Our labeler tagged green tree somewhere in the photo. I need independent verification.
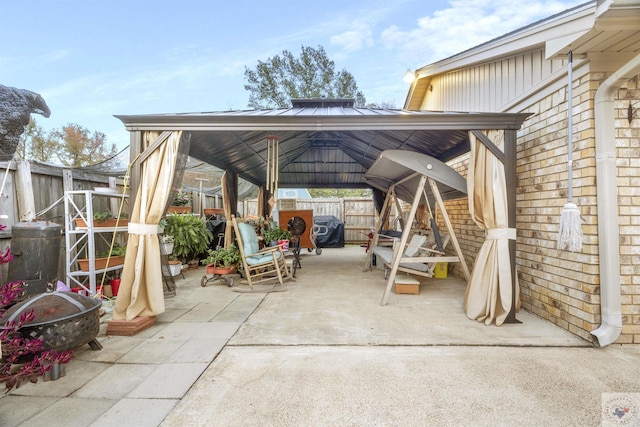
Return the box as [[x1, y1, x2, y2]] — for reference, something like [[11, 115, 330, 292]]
[[308, 188, 371, 198], [366, 100, 397, 109], [53, 123, 118, 167], [17, 118, 59, 162], [244, 45, 366, 109], [17, 118, 36, 159]]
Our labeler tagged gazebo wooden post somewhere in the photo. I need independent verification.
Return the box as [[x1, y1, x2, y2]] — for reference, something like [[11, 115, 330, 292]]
[[128, 131, 142, 219], [504, 129, 519, 323]]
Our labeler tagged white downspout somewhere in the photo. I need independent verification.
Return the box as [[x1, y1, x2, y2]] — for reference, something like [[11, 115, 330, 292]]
[[591, 52, 640, 347]]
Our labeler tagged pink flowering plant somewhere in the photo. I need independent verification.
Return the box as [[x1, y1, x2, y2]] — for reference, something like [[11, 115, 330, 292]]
[[0, 225, 73, 392]]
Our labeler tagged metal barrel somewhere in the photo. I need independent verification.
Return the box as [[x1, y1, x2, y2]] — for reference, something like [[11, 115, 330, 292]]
[[7, 221, 63, 296]]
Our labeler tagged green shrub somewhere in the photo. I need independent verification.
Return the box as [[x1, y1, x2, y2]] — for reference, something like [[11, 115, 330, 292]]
[[98, 243, 126, 258], [201, 243, 240, 267], [164, 214, 213, 259], [262, 227, 291, 244]]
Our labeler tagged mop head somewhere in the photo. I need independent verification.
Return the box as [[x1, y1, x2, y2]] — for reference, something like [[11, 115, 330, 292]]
[[557, 202, 583, 252]]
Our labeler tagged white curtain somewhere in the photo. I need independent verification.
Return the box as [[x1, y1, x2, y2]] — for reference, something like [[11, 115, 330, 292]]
[[113, 131, 183, 321], [464, 130, 520, 326]]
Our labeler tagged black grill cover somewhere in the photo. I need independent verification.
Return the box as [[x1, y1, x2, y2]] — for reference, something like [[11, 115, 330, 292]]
[[314, 215, 345, 248], [207, 219, 226, 249]]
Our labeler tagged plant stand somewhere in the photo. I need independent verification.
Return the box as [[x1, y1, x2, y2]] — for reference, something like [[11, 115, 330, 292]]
[[64, 190, 129, 296]]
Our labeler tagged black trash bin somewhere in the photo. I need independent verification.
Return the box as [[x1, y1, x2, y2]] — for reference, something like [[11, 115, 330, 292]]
[[7, 221, 63, 296]]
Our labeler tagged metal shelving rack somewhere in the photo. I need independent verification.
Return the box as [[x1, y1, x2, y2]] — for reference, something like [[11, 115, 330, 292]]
[[64, 190, 129, 296]]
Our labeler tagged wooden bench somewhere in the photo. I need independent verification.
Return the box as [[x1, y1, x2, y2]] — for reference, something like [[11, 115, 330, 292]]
[[371, 232, 458, 279]]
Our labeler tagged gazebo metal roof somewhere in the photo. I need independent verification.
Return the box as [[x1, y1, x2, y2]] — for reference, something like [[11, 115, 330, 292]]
[[115, 99, 530, 188]]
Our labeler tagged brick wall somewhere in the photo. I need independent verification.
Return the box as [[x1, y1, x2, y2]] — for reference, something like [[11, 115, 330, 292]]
[[515, 73, 600, 343], [616, 74, 640, 343], [444, 72, 640, 344]]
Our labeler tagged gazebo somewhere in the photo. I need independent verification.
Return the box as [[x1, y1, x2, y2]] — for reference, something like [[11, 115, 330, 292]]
[[112, 98, 530, 332]]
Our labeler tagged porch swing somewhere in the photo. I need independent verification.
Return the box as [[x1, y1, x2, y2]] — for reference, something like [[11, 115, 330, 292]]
[[362, 150, 471, 305]]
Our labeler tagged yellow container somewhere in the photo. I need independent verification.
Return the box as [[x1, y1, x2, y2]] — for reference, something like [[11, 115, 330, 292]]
[[434, 262, 448, 278]]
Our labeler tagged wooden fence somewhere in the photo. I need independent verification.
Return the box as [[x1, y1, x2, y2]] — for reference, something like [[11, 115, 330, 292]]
[[0, 160, 129, 229], [0, 160, 128, 280], [0, 160, 377, 282], [241, 197, 376, 244]]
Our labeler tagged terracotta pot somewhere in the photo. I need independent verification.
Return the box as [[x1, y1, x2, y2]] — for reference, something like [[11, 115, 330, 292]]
[[74, 218, 128, 228], [78, 256, 125, 271], [204, 208, 224, 216], [167, 206, 192, 214], [205, 264, 236, 275]]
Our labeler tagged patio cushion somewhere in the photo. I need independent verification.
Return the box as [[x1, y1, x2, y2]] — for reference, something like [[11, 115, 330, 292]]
[[238, 222, 259, 255], [246, 252, 281, 266], [238, 222, 282, 265]]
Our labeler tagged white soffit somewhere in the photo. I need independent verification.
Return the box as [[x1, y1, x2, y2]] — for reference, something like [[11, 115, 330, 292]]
[[545, 29, 592, 59]]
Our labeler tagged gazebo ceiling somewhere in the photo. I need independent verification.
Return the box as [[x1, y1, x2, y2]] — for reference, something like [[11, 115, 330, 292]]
[[116, 99, 530, 188]]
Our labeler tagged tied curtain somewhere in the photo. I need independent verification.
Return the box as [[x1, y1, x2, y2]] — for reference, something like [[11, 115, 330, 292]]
[[464, 130, 520, 326], [113, 131, 189, 321]]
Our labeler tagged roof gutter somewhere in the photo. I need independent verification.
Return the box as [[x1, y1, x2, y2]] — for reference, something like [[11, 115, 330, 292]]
[[591, 52, 640, 347]]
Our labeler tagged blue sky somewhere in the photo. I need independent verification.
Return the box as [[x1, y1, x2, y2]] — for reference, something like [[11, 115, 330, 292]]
[[1, 0, 585, 151]]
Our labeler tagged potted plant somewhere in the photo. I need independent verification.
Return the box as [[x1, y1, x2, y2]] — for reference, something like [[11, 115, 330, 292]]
[[158, 217, 167, 234], [78, 243, 127, 271], [262, 227, 292, 249], [164, 214, 212, 263], [201, 243, 240, 274], [160, 234, 174, 255], [168, 190, 192, 214], [164, 255, 183, 277], [74, 211, 129, 228], [109, 273, 121, 297]]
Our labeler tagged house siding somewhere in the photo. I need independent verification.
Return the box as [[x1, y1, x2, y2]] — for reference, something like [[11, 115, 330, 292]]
[[421, 51, 640, 343], [423, 48, 566, 112]]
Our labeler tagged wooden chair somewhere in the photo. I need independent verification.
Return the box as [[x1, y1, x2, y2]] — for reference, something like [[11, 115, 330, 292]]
[[231, 215, 292, 289]]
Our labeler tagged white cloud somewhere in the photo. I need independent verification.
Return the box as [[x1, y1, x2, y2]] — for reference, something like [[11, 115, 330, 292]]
[[381, 0, 585, 64], [331, 21, 375, 53], [41, 73, 110, 101]]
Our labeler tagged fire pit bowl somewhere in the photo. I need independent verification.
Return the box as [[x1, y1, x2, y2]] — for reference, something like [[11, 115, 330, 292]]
[[2, 291, 102, 352]]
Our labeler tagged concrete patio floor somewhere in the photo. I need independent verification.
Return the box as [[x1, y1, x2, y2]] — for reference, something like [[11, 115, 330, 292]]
[[2, 245, 640, 426]]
